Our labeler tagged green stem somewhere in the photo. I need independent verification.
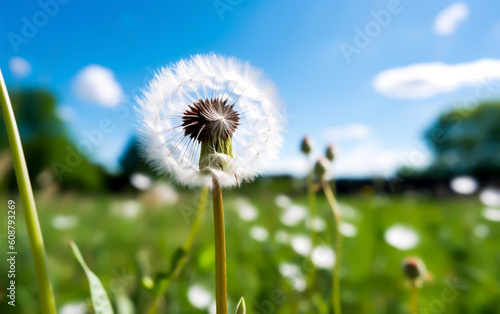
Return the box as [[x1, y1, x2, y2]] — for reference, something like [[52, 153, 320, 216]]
[[307, 170, 318, 248], [320, 176, 342, 314], [0, 70, 57, 313], [305, 170, 318, 296], [212, 178, 228, 314], [147, 186, 209, 314], [410, 281, 418, 314], [184, 186, 209, 251]]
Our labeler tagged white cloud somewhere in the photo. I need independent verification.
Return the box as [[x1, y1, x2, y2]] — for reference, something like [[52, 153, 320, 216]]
[[323, 123, 372, 141], [332, 140, 406, 177], [9, 57, 32, 78], [262, 155, 308, 177], [263, 139, 429, 178], [434, 2, 469, 36], [72, 65, 123, 107], [373, 59, 500, 99]]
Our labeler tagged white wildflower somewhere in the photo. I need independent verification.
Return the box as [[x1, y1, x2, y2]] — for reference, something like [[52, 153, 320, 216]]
[[130, 172, 152, 190], [249, 225, 269, 242], [384, 224, 420, 250]]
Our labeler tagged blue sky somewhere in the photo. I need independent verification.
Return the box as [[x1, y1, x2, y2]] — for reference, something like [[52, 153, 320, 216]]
[[1, 0, 500, 177]]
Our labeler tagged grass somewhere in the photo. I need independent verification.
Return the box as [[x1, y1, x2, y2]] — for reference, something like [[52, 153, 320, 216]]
[[1, 188, 499, 313]]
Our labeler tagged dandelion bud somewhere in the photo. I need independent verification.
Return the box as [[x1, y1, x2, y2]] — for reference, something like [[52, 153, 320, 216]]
[[325, 144, 336, 162], [300, 136, 314, 155], [402, 257, 425, 281], [236, 297, 246, 314], [314, 157, 330, 177]]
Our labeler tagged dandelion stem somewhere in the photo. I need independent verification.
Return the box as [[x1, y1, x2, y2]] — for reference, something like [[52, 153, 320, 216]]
[[212, 177, 228, 314], [184, 186, 209, 251], [0, 69, 57, 313], [306, 170, 318, 289], [410, 281, 418, 314], [320, 176, 342, 314], [146, 186, 209, 314]]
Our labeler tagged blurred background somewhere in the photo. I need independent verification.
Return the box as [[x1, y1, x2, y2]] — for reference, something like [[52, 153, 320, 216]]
[[1, 0, 500, 313]]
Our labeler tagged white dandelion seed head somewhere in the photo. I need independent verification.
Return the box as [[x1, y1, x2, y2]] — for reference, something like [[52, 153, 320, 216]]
[[311, 246, 336, 269], [236, 198, 258, 221], [136, 54, 285, 188], [384, 224, 420, 250], [187, 285, 212, 309], [339, 221, 358, 237], [51, 215, 78, 230], [291, 234, 312, 256], [249, 225, 269, 242]]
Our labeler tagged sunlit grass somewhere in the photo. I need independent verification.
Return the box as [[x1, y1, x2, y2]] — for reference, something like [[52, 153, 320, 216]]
[[1, 190, 499, 313]]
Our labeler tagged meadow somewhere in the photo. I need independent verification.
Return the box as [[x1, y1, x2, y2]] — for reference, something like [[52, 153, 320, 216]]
[[1, 179, 498, 314]]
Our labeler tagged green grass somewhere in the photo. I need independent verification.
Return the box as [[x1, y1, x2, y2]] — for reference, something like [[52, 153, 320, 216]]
[[1, 189, 499, 313]]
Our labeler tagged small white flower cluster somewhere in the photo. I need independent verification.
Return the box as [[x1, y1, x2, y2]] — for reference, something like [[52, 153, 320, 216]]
[[136, 54, 285, 188]]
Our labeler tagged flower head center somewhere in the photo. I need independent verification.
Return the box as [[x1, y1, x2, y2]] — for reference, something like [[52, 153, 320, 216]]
[[182, 98, 240, 143]]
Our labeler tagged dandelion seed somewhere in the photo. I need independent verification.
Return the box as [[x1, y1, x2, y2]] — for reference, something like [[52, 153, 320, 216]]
[[51, 215, 78, 230], [136, 54, 285, 189], [338, 203, 361, 221], [483, 208, 500, 222], [130, 172, 153, 190], [450, 176, 478, 195], [236, 198, 258, 221], [122, 200, 141, 218], [384, 224, 419, 250], [280, 204, 307, 226], [339, 221, 358, 237], [151, 183, 179, 204], [275, 194, 292, 208], [292, 277, 307, 292], [279, 263, 300, 278], [311, 217, 326, 232], [59, 301, 87, 314], [274, 229, 290, 244], [291, 235, 312, 256], [479, 188, 500, 207], [279, 263, 306, 292], [311, 246, 336, 269], [474, 224, 489, 238], [187, 285, 212, 309], [250, 226, 269, 242]]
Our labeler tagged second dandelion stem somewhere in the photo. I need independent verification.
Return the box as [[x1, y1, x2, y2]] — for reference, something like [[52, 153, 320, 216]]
[[410, 281, 418, 314], [146, 186, 209, 314], [321, 176, 342, 314], [212, 178, 228, 314]]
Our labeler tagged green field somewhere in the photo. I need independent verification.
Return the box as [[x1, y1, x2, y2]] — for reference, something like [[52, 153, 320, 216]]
[[1, 185, 499, 314]]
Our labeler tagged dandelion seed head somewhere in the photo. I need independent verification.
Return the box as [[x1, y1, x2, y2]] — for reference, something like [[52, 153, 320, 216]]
[[311, 246, 336, 269], [136, 54, 285, 188], [384, 224, 419, 250], [249, 225, 269, 242], [187, 285, 212, 309]]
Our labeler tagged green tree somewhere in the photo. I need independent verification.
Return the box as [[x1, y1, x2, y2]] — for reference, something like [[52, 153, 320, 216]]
[[0, 89, 104, 191], [423, 101, 500, 179]]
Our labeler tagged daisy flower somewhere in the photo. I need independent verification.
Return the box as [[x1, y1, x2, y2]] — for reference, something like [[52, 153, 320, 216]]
[[136, 53, 285, 189]]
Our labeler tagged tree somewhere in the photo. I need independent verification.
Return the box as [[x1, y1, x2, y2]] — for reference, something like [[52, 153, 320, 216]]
[[423, 101, 500, 179], [0, 89, 105, 191]]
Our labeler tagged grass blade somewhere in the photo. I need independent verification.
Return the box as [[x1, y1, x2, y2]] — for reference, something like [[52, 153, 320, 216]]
[[0, 69, 57, 313], [70, 241, 114, 314]]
